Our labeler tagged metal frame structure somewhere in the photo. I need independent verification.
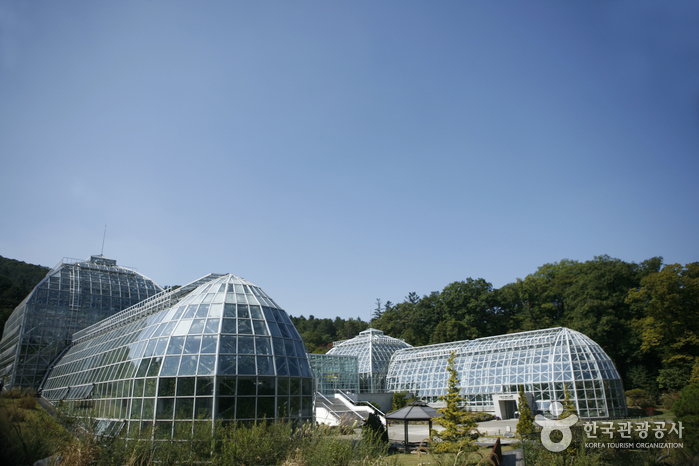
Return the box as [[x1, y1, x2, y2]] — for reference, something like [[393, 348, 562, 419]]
[[327, 328, 411, 393], [0, 255, 162, 390], [308, 353, 360, 395], [385, 327, 627, 419], [40, 274, 314, 437]]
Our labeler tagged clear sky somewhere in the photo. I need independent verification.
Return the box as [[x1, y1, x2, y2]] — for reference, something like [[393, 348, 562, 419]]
[[1, 1, 698, 322]]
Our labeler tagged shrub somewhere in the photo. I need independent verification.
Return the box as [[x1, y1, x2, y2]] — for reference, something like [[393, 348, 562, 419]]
[[18, 396, 37, 410], [471, 412, 495, 422], [362, 412, 388, 444]]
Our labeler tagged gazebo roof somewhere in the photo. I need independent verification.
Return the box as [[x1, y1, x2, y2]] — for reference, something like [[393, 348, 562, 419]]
[[385, 401, 443, 421]]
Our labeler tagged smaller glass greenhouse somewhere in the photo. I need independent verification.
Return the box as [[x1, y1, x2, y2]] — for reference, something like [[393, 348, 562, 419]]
[[385, 327, 627, 419], [326, 328, 411, 393]]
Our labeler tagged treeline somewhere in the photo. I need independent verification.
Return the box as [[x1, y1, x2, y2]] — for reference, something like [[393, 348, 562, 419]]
[[0, 256, 50, 332], [370, 255, 699, 399], [289, 315, 369, 354]]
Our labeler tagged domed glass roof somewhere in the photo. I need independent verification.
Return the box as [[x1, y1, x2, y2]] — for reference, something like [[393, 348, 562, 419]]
[[42, 273, 314, 436], [385, 327, 627, 419], [327, 328, 411, 392]]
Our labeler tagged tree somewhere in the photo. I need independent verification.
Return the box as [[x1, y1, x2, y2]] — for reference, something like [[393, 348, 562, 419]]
[[516, 385, 534, 437], [672, 383, 699, 455], [625, 388, 649, 407], [561, 385, 578, 420], [431, 352, 476, 453], [627, 263, 699, 389], [362, 412, 388, 444], [392, 391, 415, 412]]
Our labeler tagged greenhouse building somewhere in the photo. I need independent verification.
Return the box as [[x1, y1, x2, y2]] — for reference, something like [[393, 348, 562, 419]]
[[0, 255, 162, 390], [385, 327, 627, 420], [326, 328, 411, 393], [40, 273, 314, 436]]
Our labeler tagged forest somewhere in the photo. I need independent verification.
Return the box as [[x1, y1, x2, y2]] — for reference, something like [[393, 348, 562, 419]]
[[1, 254, 697, 401]]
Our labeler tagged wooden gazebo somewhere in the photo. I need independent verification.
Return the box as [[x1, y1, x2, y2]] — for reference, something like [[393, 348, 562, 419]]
[[384, 401, 443, 451]]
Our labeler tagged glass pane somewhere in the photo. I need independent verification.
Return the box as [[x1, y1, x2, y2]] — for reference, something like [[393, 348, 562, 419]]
[[177, 378, 195, 397], [220, 336, 236, 354], [160, 357, 180, 377], [198, 355, 215, 375], [201, 335, 218, 354], [178, 356, 198, 376], [238, 356, 256, 375], [184, 336, 202, 354], [167, 337, 185, 355], [218, 355, 236, 375]]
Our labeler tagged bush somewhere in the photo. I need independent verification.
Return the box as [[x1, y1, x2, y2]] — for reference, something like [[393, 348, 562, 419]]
[[362, 412, 388, 444], [471, 412, 495, 422], [1, 387, 36, 399], [660, 391, 680, 410], [17, 396, 37, 410]]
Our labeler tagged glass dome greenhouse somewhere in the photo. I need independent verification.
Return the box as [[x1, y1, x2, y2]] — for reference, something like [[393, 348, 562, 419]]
[[41, 273, 314, 437], [326, 328, 411, 393], [0, 255, 162, 390], [385, 327, 627, 419]]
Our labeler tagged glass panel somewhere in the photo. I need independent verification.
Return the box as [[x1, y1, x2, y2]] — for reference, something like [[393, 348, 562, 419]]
[[217, 397, 235, 419], [175, 398, 194, 420], [238, 356, 256, 375], [218, 355, 236, 375], [201, 335, 218, 354], [219, 377, 237, 396], [195, 398, 213, 419], [253, 320, 269, 336], [238, 336, 255, 354], [184, 336, 202, 354], [198, 355, 215, 375], [160, 357, 180, 377], [158, 378, 176, 397], [220, 335, 236, 354], [178, 356, 198, 376], [196, 377, 214, 396], [177, 377, 195, 397], [204, 319, 220, 334], [167, 337, 185, 355]]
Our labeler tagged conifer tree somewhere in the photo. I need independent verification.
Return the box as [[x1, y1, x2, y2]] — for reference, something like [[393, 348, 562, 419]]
[[561, 385, 578, 419], [516, 385, 534, 437], [431, 352, 476, 453]]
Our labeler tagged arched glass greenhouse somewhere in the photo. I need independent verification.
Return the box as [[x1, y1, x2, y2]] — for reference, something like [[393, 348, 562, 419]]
[[326, 328, 411, 393], [385, 327, 626, 419], [41, 273, 314, 437], [0, 255, 162, 390]]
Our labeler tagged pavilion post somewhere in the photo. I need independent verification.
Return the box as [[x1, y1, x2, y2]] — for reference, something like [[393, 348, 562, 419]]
[[404, 421, 409, 451]]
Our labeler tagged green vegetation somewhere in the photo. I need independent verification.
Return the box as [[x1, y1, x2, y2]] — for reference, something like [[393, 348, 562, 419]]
[[391, 391, 415, 412], [0, 397, 397, 466], [672, 383, 699, 455], [0, 256, 49, 331], [516, 385, 533, 437], [368, 256, 699, 407], [289, 315, 369, 353], [362, 412, 389, 445], [431, 352, 477, 453]]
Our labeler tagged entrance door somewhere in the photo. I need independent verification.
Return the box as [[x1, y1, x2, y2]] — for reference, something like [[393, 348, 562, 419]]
[[499, 400, 517, 419]]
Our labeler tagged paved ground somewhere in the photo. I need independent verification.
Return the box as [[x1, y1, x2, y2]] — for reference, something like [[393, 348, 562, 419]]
[[387, 419, 520, 445], [387, 419, 524, 465]]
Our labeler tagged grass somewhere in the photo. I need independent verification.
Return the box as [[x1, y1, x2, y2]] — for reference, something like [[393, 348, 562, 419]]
[[0, 393, 72, 465]]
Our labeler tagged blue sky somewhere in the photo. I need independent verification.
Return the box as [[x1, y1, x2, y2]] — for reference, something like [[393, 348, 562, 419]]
[[1, 1, 698, 321]]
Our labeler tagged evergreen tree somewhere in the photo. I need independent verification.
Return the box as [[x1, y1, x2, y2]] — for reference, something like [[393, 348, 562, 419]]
[[561, 385, 578, 419], [431, 352, 476, 453], [361, 412, 388, 444], [516, 385, 534, 437]]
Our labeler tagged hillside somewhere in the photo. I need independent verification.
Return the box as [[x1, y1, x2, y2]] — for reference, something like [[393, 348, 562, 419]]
[[0, 256, 50, 331]]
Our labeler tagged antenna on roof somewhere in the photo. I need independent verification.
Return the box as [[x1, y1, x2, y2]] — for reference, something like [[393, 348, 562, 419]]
[[101, 225, 107, 255]]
